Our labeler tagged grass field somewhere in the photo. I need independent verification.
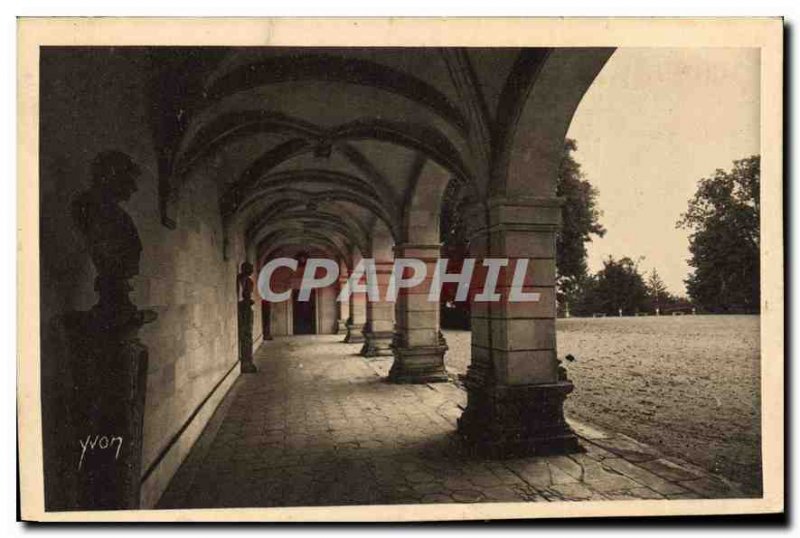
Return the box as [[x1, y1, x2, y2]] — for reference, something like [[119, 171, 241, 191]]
[[443, 315, 762, 494]]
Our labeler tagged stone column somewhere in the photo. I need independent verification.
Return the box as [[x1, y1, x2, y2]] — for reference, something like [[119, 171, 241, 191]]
[[361, 259, 395, 357], [344, 286, 367, 344], [458, 196, 579, 457], [389, 243, 448, 383], [335, 267, 349, 335]]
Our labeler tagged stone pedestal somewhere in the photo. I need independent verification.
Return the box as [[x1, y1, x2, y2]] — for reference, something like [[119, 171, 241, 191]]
[[343, 319, 366, 343], [238, 299, 258, 373], [458, 380, 579, 457], [361, 326, 395, 357], [388, 337, 449, 383], [58, 308, 152, 510]]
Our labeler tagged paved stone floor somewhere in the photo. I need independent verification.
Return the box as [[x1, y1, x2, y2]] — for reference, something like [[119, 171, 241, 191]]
[[157, 335, 750, 508]]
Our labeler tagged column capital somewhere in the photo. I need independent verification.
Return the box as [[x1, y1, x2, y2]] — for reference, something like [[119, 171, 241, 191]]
[[393, 243, 442, 259], [393, 242, 442, 250], [487, 195, 565, 210], [465, 195, 563, 239]]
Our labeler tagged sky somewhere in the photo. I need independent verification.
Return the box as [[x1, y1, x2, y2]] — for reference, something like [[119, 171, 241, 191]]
[[566, 48, 760, 295]]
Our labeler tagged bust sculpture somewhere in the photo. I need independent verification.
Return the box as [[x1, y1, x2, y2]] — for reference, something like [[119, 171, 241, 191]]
[[71, 150, 156, 332], [63, 150, 155, 509]]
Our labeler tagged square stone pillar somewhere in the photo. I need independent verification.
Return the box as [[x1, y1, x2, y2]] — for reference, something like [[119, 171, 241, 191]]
[[335, 270, 349, 335], [344, 288, 367, 344], [389, 244, 448, 383], [458, 196, 579, 457], [361, 259, 395, 357]]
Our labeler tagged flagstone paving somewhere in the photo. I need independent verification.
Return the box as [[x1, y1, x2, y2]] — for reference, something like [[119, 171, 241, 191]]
[[157, 335, 751, 509]]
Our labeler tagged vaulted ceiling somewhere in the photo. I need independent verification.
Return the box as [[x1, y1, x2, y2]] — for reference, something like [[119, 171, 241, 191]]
[[145, 47, 613, 267]]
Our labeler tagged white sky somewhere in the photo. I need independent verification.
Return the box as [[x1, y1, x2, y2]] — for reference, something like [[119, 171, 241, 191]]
[[566, 48, 761, 294]]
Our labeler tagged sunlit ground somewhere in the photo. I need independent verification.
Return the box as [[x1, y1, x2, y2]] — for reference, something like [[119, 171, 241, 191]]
[[443, 315, 762, 494]]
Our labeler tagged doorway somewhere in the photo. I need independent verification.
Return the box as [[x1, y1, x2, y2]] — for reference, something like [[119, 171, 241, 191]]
[[292, 288, 316, 335]]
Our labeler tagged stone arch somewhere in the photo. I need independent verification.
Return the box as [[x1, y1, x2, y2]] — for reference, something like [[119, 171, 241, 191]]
[[259, 241, 346, 270], [202, 53, 469, 133], [368, 217, 396, 260], [234, 173, 399, 237], [256, 239, 345, 337], [172, 112, 472, 219], [490, 48, 614, 197], [254, 223, 360, 267], [249, 205, 369, 250], [176, 110, 471, 182], [402, 158, 456, 245]]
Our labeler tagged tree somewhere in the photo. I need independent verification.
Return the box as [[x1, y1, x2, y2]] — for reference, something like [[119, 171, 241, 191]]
[[440, 179, 469, 250], [646, 268, 669, 311], [439, 139, 605, 319], [439, 180, 472, 328], [555, 139, 606, 313], [572, 256, 650, 316], [677, 156, 760, 313]]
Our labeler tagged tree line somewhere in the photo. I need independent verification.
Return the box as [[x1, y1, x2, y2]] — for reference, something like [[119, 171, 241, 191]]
[[558, 142, 760, 316], [440, 140, 761, 323]]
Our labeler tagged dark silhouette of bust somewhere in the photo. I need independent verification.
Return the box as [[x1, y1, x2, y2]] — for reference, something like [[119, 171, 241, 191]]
[[62, 150, 155, 509], [71, 150, 154, 330], [237, 261, 255, 303]]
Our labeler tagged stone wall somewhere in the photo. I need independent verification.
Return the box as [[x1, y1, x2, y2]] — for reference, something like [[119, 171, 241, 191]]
[[39, 48, 261, 509], [270, 300, 293, 336], [316, 285, 338, 334]]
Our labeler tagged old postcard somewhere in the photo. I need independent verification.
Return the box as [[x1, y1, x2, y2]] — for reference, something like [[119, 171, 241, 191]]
[[17, 17, 783, 522]]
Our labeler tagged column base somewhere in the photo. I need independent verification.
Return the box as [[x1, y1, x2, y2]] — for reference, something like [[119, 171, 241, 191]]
[[240, 361, 258, 374], [457, 380, 581, 458], [360, 331, 394, 357], [388, 344, 449, 383], [343, 323, 365, 344]]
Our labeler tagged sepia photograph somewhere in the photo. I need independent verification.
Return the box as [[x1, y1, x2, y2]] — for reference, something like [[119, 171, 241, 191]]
[[16, 17, 783, 522]]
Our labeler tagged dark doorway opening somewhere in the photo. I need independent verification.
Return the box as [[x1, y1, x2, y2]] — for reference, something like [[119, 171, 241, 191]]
[[292, 289, 316, 335]]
